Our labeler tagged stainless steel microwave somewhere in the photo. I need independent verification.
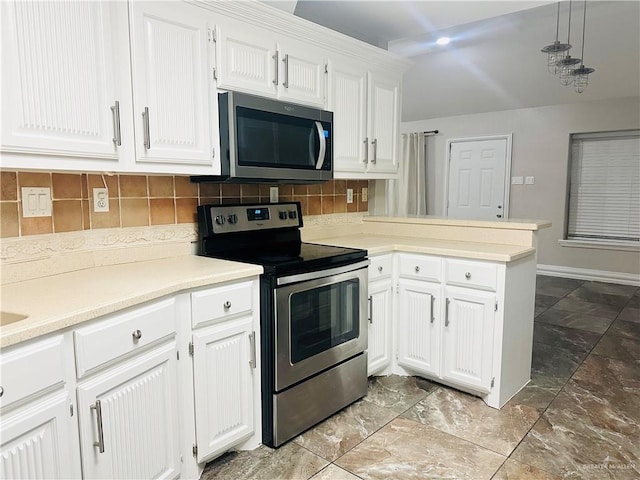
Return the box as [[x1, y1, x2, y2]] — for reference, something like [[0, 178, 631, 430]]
[[198, 92, 333, 184]]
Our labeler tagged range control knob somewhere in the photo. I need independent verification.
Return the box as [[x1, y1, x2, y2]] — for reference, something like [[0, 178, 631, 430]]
[[288, 210, 297, 219], [215, 215, 225, 225], [227, 214, 238, 224], [279, 211, 288, 220]]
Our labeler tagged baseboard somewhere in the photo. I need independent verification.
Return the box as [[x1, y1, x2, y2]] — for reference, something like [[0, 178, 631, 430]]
[[537, 264, 640, 286]]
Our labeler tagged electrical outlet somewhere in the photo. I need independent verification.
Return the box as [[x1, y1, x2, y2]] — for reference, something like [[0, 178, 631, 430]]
[[361, 187, 368, 202], [525, 176, 535, 185], [269, 187, 279, 203], [93, 188, 109, 212], [21, 187, 51, 217], [511, 176, 524, 185], [346, 188, 354, 204]]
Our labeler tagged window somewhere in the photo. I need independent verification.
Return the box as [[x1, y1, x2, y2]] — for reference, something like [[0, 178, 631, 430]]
[[566, 130, 639, 246]]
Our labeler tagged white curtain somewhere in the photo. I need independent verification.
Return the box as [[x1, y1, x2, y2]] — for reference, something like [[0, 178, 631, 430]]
[[388, 133, 428, 216]]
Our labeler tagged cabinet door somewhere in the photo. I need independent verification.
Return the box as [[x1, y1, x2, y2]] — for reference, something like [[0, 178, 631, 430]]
[[215, 18, 278, 97], [442, 287, 495, 392], [129, 2, 215, 171], [77, 342, 180, 480], [278, 42, 326, 107], [367, 72, 400, 174], [329, 60, 368, 174], [1, 1, 131, 169], [367, 278, 393, 376], [397, 279, 441, 377], [192, 316, 255, 463], [0, 390, 80, 480]]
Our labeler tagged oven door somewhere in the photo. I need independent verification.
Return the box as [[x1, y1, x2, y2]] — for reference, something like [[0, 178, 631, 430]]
[[274, 260, 368, 391]]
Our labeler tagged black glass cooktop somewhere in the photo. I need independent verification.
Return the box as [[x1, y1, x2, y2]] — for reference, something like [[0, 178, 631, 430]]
[[207, 242, 367, 276]]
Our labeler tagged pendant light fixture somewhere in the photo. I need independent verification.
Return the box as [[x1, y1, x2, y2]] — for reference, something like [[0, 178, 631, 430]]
[[555, 0, 581, 86], [572, 0, 595, 93], [541, 2, 571, 74]]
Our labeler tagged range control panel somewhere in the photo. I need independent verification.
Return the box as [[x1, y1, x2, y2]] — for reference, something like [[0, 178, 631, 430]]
[[202, 202, 302, 234]]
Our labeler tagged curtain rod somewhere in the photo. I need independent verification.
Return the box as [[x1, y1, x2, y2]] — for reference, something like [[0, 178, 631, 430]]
[[402, 129, 439, 136]]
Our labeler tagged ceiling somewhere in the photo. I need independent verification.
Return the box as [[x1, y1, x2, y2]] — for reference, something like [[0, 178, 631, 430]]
[[261, 1, 640, 121]]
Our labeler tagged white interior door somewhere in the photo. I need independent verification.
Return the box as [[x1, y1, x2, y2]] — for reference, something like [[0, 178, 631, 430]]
[[447, 137, 509, 220]]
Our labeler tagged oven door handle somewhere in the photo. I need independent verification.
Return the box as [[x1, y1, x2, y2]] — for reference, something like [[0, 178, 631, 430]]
[[276, 259, 370, 286]]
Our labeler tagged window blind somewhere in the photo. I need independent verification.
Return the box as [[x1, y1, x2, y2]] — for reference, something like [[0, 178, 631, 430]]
[[567, 131, 640, 243]]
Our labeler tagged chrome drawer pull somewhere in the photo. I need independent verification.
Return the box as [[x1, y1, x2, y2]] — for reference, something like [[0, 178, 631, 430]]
[[91, 400, 105, 453], [465, 272, 472, 279], [378, 266, 383, 272], [132, 329, 142, 341], [224, 301, 232, 310], [415, 266, 420, 273]]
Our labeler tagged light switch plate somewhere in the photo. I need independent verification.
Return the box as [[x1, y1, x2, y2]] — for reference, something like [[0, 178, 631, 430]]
[[525, 176, 535, 185], [269, 187, 279, 203], [361, 187, 368, 202], [511, 176, 524, 185], [346, 188, 354, 204], [21, 187, 52, 217]]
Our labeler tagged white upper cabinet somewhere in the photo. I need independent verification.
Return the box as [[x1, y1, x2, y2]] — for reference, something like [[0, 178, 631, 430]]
[[128, 2, 218, 173], [214, 16, 326, 107], [0, 1, 133, 171], [330, 57, 401, 179]]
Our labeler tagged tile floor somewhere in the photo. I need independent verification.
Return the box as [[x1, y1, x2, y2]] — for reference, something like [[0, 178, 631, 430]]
[[202, 276, 640, 480]]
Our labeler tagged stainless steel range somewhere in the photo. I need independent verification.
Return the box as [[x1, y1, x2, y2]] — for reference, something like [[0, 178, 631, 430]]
[[197, 202, 369, 447]]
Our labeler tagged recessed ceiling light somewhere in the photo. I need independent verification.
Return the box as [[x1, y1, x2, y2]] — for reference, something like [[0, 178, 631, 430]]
[[436, 37, 451, 46]]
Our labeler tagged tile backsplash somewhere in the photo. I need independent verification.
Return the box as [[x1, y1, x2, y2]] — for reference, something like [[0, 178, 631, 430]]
[[0, 171, 369, 238]]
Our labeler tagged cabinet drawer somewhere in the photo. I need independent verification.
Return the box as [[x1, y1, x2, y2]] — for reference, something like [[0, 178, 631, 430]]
[[369, 255, 393, 280], [74, 297, 177, 378], [191, 281, 254, 328], [0, 335, 65, 409], [398, 254, 441, 282], [445, 259, 498, 291]]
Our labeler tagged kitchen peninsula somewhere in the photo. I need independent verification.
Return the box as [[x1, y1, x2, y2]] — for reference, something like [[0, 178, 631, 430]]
[[0, 214, 549, 479]]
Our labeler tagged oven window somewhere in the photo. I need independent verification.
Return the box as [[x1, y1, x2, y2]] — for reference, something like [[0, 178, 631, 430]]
[[289, 278, 360, 364]]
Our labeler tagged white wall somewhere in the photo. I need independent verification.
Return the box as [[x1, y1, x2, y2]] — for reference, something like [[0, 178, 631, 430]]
[[401, 96, 640, 276]]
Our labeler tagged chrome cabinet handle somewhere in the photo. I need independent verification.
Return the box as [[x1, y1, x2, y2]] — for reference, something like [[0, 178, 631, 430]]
[[445, 298, 450, 327], [223, 301, 232, 310], [378, 266, 383, 272], [371, 138, 377, 164], [0, 386, 4, 398], [368, 296, 373, 324], [249, 331, 256, 369], [142, 107, 151, 150], [110, 101, 121, 146], [415, 266, 420, 273], [497, 214, 502, 218], [91, 400, 105, 453], [363, 137, 369, 164], [282, 53, 289, 88], [430, 295, 435, 323], [273, 51, 279, 85], [465, 272, 471, 279], [132, 329, 142, 341]]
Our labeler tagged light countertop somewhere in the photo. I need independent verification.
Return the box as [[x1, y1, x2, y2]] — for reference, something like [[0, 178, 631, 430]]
[[307, 234, 535, 262], [364, 216, 551, 231], [0, 256, 262, 348]]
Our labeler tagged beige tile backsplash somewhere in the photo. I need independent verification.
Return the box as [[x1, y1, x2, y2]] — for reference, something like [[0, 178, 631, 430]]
[[0, 171, 369, 238]]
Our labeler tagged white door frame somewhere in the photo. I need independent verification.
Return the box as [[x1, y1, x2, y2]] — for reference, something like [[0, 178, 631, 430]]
[[444, 134, 513, 221]]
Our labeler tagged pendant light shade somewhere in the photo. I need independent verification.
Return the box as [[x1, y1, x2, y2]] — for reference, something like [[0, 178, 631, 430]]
[[541, 3, 571, 73]]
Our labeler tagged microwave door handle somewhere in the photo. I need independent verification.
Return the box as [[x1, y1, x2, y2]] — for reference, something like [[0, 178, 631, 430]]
[[314, 121, 326, 170]]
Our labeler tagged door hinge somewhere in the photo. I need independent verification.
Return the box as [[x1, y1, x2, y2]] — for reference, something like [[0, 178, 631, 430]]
[[192, 444, 198, 456], [494, 301, 498, 312], [189, 342, 194, 356], [177, 350, 180, 360], [207, 28, 216, 43], [213, 67, 218, 81], [324, 63, 328, 74], [491, 377, 495, 388]]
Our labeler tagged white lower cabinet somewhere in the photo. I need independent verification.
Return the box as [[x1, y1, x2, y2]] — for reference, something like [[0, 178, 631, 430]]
[[397, 278, 441, 377], [0, 335, 81, 480], [76, 342, 180, 479], [192, 316, 256, 463], [367, 277, 393, 376], [442, 286, 495, 392]]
